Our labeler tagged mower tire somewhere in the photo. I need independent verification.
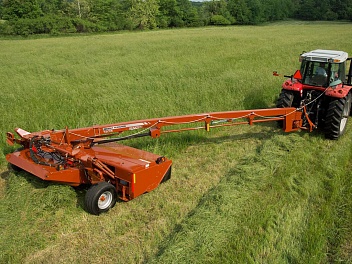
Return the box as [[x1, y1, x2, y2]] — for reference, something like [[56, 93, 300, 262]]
[[85, 182, 117, 215], [7, 163, 22, 172], [324, 93, 351, 140]]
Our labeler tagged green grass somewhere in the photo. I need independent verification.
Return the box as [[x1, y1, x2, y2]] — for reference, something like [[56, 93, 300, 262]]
[[1, 22, 352, 263]]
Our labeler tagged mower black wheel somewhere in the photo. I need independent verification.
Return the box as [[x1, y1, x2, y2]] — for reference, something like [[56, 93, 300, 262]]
[[276, 90, 300, 127], [7, 163, 22, 172], [160, 166, 172, 184], [85, 182, 117, 215], [324, 93, 351, 140]]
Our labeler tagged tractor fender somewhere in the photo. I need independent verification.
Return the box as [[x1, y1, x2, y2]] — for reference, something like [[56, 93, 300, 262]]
[[325, 84, 351, 99], [282, 79, 303, 92]]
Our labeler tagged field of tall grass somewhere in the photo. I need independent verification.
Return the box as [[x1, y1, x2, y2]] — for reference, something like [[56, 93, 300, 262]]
[[1, 21, 352, 263]]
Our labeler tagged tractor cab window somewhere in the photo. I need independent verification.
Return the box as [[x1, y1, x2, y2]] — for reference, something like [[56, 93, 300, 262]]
[[331, 62, 345, 83], [301, 61, 329, 86], [300, 60, 345, 87]]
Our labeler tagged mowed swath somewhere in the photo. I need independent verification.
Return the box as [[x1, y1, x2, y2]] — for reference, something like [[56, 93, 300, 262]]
[[0, 22, 352, 263]]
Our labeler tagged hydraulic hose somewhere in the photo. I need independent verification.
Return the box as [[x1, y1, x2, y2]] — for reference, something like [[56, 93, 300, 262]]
[[29, 136, 64, 167]]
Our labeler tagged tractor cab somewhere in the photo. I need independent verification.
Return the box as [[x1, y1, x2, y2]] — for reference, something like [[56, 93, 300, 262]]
[[299, 49, 349, 87]]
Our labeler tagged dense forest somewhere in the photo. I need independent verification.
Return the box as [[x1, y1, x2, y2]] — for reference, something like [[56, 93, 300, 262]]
[[0, 0, 351, 35]]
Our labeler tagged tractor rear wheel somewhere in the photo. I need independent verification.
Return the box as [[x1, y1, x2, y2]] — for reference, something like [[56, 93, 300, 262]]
[[324, 93, 351, 140], [85, 182, 117, 215]]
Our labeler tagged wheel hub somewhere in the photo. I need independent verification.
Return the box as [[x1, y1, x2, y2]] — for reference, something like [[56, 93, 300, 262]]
[[98, 191, 113, 210]]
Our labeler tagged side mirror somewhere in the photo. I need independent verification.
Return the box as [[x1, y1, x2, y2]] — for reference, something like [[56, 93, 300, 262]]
[[329, 79, 342, 87]]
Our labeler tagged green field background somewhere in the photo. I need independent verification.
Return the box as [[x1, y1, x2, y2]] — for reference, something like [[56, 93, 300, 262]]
[[1, 22, 352, 263]]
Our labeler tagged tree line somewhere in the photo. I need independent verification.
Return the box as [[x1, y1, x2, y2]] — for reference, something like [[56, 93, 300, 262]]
[[0, 0, 351, 36]]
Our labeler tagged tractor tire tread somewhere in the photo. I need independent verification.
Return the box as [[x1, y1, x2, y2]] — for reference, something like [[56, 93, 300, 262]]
[[324, 94, 350, 140], [276, 90, 295, 108], [276, 90, 298, 128]]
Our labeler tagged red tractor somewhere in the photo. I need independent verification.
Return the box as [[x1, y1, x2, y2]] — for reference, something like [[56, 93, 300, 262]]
[[275, 49, 352, 139]]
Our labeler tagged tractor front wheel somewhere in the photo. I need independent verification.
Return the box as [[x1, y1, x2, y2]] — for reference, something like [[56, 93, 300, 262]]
[[277, 90, 295, 108], [85, 182, 117, 215], [324, 93, 351, 140]]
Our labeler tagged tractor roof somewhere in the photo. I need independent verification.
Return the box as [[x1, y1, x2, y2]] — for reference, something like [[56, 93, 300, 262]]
[[300, 49, 348, 63]]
